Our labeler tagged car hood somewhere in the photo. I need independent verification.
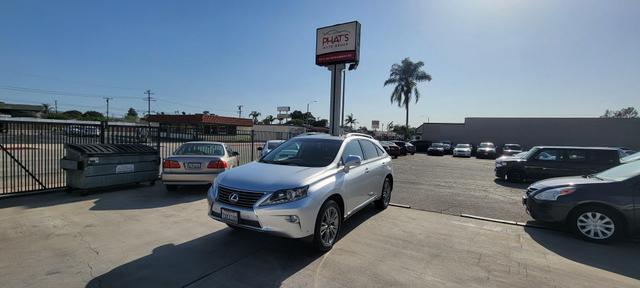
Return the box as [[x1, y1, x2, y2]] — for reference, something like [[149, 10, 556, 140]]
[[216, 161, 328, 192], [454, 148, 471, 151], [529, 176, 611, 190]]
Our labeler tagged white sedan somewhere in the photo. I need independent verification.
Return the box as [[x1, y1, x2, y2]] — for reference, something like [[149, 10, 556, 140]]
[[453, 144, 472, 157], [161, 142, 239, 191]]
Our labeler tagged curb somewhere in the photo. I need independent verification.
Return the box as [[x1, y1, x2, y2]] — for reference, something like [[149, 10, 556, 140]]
[[459, 213, 555, 230], [389, 203, 411, 209]]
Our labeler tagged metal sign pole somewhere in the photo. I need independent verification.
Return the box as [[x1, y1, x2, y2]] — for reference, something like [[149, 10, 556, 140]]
[[328, 64, 345, 136]]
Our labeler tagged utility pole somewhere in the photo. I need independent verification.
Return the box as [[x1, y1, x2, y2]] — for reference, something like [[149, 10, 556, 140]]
[[54, 100, 58, 113], [144, 90, 155, 118], [341, 70, 345, 128], [237, 105, 243, 118], [103, 97, 113, 121], [306, 100, 317, 126]]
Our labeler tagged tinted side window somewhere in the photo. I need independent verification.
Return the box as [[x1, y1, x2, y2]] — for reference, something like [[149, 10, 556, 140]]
[[590, 150, 618, 164], [342, 140, 364, 163], [566, 149, 587, 162], [533, 149, 560, 161], [359, 140, 380, 160]]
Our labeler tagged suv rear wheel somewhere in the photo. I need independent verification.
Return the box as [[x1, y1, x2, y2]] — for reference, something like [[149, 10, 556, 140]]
[[313, 200, 342, 252], [374, 177, 392, 210], [507, 170, 525, 183]]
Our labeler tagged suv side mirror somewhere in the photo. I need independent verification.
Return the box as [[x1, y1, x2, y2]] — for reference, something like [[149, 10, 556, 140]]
[[343, 155, 362, 172], [257, 147, 263, 151], [232, 151, 240, 156]]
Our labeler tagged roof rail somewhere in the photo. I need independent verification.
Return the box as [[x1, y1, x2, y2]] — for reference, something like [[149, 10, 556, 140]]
[[345, 133, 374, 139]]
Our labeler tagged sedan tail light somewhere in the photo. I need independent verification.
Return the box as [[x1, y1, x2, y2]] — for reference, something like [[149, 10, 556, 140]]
[[207, 159, 228, 169], [162, 160, 181, 169]]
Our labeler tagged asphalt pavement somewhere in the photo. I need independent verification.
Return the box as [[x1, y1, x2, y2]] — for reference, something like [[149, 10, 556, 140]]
[[391, 153, 532, 222], [1, 184, 638, 288]]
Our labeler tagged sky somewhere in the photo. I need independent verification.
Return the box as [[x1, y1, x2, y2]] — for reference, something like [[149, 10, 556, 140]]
[[1, 0, 639, 128]]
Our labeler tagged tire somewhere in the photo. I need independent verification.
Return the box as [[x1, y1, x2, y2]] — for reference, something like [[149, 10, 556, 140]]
[[165, 185, 178, 192], [569, 206, 622, 243], [374, 177, 392, 210], [313, 200, 342, 252], [506, 170, 525, 183]]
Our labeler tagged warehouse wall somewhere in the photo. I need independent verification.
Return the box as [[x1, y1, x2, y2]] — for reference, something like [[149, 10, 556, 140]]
[[417, 118, 640, 150]]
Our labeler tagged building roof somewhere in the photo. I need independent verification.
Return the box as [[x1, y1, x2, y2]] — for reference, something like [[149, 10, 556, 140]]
[[147, 114, 253, 127], [0, 102, 44, 112]]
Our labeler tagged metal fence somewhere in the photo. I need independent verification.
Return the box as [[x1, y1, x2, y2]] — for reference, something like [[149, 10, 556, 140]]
[[0, 118, 299, 195]]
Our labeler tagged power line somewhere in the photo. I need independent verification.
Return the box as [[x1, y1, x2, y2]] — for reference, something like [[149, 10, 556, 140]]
[[103, 97, 113, 120], [0, 84, 141, 99]]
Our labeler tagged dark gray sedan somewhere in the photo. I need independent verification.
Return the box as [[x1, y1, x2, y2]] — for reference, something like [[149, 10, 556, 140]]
[[523, 159, 640, 243]]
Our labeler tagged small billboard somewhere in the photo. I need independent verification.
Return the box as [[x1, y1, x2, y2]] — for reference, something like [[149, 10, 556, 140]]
[[371, 120, 380, 130], [316, 21, 361, 66], [277, 106, 290, 112]]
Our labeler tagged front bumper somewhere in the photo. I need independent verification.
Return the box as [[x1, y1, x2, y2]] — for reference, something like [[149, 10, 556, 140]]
[[495, 166, 508, 177], [208, 192, 317, 239], [453, 150, 471, 157], [523, 194, 571, 223], [162, 172, 217, 185]]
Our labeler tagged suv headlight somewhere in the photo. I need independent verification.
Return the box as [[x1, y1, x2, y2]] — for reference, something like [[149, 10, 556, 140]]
[[533, 187, 576, 201], [261, 186, 308, 206], [495, 161, 506, 167]]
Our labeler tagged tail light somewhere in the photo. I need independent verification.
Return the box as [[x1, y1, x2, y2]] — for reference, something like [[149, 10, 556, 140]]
[[207, 159, 228, 169], [162, 160, 181, 169]]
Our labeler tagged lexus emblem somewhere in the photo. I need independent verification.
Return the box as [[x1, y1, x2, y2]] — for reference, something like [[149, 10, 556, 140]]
[[229, 193, 239, 203]]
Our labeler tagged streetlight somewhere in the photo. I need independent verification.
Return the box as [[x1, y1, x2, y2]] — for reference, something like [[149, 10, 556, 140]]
[[306, 100, 318, 125]]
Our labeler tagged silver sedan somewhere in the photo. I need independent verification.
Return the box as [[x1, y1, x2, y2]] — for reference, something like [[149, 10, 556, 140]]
[[161, 142, 239, 191]]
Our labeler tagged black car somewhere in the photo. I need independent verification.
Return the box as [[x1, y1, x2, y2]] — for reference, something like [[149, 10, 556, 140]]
[[393, 141, 416, 155], [427, 143, 445, 156], [476, 142, 497, 159], [496, 146, 622, 182], [523, 159, 640, 243]]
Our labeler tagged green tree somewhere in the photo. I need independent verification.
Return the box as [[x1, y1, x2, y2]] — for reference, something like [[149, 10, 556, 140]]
[[289, 110, 304, 120], [81, 111, 105, 121], [384, 58, 432, 138], [125, 108, 138, 121], [286, 119, 305, 126], [262, 115, 275, 124], [312, 119, 328, 127], [386, 121, 394, 132], [41, 103, 51, 114], [249, 111, 261, 124], [345, 113, 358, 129], [62, 110, 83, 119], [601, 107, 639, 118]]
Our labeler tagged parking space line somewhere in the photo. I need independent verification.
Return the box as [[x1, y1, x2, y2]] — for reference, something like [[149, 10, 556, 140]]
[[388, 203, 411, 209], [460, 213, 554, 230]]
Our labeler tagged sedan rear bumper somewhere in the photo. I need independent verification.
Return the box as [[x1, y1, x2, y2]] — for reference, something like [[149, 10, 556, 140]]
[[162, 172, 217, 185]]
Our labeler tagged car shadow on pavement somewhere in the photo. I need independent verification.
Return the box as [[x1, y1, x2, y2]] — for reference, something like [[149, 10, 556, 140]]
[[86, 205, 382, 288], [493, 179, 529, 189], [524, 226, 640, 280], [0, 183, 207, 211]]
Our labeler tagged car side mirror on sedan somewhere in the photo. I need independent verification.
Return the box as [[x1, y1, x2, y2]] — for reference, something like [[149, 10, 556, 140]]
[[232, 151, 240, 156], [343, 155, 362, 173], [257, 147, 263, 151]]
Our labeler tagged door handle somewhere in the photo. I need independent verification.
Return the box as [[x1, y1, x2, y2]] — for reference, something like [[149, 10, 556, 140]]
[[365, 168, 370, 173]]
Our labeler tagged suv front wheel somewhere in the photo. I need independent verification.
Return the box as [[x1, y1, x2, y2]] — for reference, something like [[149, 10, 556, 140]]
[[374, 177, 392, 210], [313, 200, 342, 252]]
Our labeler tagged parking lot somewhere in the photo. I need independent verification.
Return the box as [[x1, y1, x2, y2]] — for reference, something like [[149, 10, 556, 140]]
[[1, 152, 639, 287], [391, 153, 530, 223]]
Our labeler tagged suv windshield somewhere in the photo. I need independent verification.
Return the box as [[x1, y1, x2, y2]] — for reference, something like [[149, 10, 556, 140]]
[[595, 160, 640, 181], [267, 141, 283, 149], [174, 143, 225, 156], [259, 138, 342, 167]]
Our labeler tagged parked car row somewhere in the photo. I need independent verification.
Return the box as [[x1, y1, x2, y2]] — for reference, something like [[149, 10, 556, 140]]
[[379, 140, 415, 158]]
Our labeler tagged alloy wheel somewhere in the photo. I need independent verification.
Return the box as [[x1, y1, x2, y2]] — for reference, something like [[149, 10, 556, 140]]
[[319, 206, 340, 246], [382, 180, 391, 205], [576, 212, 615, 240]]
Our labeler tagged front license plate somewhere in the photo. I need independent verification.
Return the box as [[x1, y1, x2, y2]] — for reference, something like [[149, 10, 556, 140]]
[[186, 162, 201, 169], [220, 208, 239, 224]]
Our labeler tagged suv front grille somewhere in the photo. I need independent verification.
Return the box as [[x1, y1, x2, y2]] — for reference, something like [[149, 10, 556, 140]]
[[217, 186, 265, 208]]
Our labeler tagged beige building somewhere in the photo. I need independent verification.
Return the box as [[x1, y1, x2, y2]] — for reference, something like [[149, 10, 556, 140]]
[[416, 117, 640, 150]]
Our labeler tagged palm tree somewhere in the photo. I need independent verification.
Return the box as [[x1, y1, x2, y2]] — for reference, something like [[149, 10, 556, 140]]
[[41, 103, 51, 114], [384, 58, 432, 137], [249, 111, 261, 124], [262, 115, 275, 124], [345, 113, 358, 129]]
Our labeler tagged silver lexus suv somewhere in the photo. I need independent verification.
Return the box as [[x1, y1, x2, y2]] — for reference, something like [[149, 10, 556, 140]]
[[207, 133, 394, 251]]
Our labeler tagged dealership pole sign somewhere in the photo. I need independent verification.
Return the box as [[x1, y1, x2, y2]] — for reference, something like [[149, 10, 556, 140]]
[[371, 120, 379, 130], [316, 21, 361, 66], [316, 21, 361, 136]]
